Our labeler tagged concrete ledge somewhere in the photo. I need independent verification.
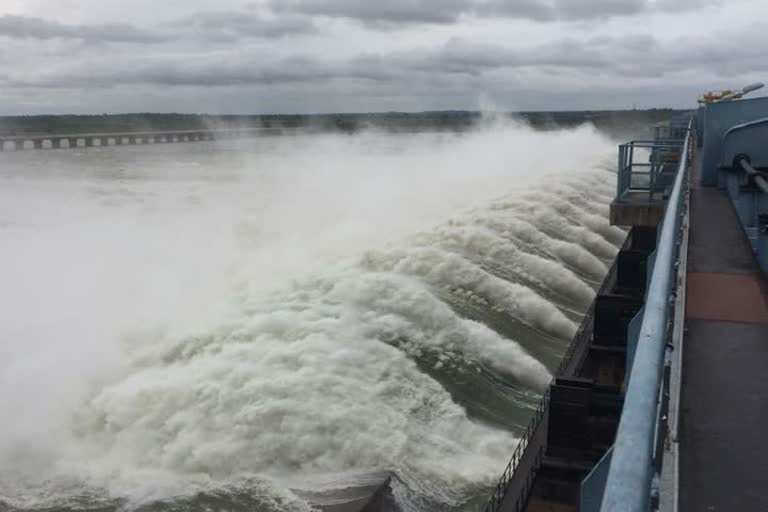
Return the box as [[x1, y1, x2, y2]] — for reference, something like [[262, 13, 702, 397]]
[[610, 200, 665, 227]]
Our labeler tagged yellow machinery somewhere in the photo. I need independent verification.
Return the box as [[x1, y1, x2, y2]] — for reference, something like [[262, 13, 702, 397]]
[[699, 82, 764, 103]]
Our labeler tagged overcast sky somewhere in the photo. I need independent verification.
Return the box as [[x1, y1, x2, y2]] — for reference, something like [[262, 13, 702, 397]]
[[0, 0, 766, 114]]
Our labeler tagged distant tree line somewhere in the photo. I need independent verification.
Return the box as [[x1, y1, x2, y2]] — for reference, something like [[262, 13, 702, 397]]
[[0, 109, 688, 136]]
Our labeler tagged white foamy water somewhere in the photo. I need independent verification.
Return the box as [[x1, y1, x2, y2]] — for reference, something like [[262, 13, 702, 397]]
[[0, 121, 620, 511]]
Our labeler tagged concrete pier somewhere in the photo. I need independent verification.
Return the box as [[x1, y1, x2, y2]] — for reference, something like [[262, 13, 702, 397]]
[[609, 195, 666, 226]]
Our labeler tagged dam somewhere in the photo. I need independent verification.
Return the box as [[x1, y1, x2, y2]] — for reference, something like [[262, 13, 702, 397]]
[[0, 123, 624, 512], [1, 100, 766, 512]]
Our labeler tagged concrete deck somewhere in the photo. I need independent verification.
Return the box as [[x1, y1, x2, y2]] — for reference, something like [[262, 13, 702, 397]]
[[678, 150, 768, 512]]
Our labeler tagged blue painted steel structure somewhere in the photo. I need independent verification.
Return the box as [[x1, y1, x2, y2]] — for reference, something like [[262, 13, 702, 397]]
[[700, 96, 768, 185], [581, 447, 613, 512], [717, 118, 768, 271]]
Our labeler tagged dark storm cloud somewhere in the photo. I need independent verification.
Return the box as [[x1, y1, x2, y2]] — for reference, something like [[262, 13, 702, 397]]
[[174, 11, 316, 39], [268, 0, 719, 25], [0, 12, 314, 45], [479, 0, 647, 21], [397, 36, 654, 76], [269, 0, 472, 25], [8, 55, 344, 88], [0, 15, 167, 43], [483, 0, 721, 21]]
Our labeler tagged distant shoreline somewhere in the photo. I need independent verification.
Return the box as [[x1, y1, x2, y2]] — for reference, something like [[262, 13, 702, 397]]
[[0, 109, 687, 137]]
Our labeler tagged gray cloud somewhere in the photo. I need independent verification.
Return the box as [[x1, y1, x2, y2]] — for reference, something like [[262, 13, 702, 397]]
[[174, 11, 316, 39], [0, 0, 758, 115], [479, 0, 647, 21], [0, 15, 167, 43], [7, 54, 342, 89], [9, 27, 764, 93], [0, 12, 315, 45], [269, 0, 719, 25], [269, 0, 472, 25], [393, 35, 654, 77]]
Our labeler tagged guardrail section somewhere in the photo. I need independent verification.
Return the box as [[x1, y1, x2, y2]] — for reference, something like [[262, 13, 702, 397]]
[[599, 124, 691, 512]]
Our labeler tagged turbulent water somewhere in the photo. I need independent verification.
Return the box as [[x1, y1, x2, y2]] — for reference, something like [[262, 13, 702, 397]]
[[0, 121, 624, 512]]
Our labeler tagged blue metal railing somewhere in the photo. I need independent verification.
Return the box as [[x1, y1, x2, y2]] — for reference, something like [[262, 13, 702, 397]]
[[599, 124, 691, 512], [617, 139, 685, 200], [654, 123, 689, 141]]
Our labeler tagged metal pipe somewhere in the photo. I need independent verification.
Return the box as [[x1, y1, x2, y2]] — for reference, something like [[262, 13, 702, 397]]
[[600, 125, 691, 512], [718, 82, 765, 101], [737, 158, 768, 194]]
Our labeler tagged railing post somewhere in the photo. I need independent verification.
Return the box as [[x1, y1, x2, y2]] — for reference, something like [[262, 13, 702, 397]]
[[618, 145, 625, 196]]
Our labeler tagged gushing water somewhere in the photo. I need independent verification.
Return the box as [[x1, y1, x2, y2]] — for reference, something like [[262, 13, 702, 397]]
[[0, 121, 621, 511]]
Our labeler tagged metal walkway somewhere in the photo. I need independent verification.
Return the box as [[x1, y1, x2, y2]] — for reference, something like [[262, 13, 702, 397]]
[[679, 148, 768, 511]]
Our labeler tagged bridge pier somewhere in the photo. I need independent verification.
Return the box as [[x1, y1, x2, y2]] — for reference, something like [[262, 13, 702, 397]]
[[0, 129, 256, 151]]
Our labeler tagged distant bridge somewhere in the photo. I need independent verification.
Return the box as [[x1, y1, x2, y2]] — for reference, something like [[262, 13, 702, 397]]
[[0, 128, 289, 151]]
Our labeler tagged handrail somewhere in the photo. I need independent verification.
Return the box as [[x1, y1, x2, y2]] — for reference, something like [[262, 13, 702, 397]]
[[599, 124, 691, 512], [483, 389, 549, 512], [617, 139, 685, 200]]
